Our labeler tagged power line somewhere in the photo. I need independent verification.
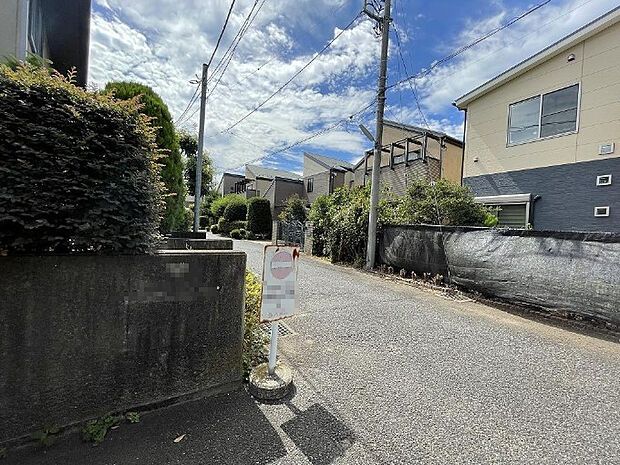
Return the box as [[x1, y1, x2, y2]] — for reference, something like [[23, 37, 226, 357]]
[[219, 12, 363, 134], [386, 0, 551, 91], [177, 0, 266, 126], [207, 0, 237, 68], [205, 0, 266, 101], [176, 0, 244, 126], [220, 97, 377, 172], [392, 24, 430, 129]]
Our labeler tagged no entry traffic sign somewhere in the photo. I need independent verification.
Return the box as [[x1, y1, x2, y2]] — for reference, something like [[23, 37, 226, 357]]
[[260, 245, 298, 323]]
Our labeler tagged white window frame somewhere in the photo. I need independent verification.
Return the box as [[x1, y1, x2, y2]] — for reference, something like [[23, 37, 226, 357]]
[[507, 82, 581, 147], [596, 174, 612, 186], [594, 206, 610, 217]]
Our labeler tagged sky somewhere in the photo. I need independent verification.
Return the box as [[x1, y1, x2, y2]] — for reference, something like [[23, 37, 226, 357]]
[[88, 0, 619, 176]]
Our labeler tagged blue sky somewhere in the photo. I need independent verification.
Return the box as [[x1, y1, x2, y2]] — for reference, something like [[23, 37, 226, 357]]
[[88, 0, 619, 177]]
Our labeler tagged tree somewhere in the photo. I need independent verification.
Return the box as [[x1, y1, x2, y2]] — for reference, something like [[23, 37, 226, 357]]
[[247, 198, 272, 236], [211, 194, 245, 220], [105, 82, 186, 233], [278, 194, 307, 223], [395, 179, 496, 226], [178, 131, 215, 198]]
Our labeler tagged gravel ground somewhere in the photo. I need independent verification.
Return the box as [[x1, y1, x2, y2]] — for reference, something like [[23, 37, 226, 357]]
[[9, 238, 620, 465]]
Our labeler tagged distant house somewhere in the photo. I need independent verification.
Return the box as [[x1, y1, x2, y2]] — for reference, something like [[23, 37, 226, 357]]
[[0, 0, 91, 87], [351, 120, 464, 196], [216, 172, 245, 196], [303, 152, 354, 203], [217, 165, 305, 218], [455, 7, 620, 231]]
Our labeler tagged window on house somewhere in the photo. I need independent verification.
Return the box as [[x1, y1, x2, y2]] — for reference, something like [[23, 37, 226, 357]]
[[28, 0, 43, 54], [508, 84, 579, 145], [307, 177, 314, 193], [407, 149, 421, 162], [508, 96, 541, 144], [488, 204, 528, 228], [540, 84, 579, 138], [393, 153, 405, 165]]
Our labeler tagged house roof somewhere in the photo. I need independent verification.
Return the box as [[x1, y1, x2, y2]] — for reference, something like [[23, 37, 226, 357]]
[[304, 152, 354, 172], [245, 164, 302, 181], [454, 6, 620, 108], [216, 172, 244, 192], [384, 120, 463, 147], [352, 120, 463, 170]]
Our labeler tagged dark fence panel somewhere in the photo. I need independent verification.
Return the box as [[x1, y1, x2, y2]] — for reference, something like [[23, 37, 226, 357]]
[[379, 225, 620, 324]]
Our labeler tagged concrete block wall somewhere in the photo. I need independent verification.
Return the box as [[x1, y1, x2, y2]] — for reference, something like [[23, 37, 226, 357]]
[[0, 250, 246, 443]]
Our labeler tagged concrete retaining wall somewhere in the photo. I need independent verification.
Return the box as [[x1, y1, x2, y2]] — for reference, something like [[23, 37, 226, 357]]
[[166, 238, 233, 250], [0, 250, 246, 443], [379, 225, 620, 324]]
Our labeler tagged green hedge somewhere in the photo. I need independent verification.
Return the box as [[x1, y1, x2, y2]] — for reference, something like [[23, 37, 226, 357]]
[[223, 197, 247, 221], [211, 193, 244, 219], [246, 197, 271, 235], [217, 218, 246, 236], [0, 64, 164, 254], [105, 81, 186, 233]]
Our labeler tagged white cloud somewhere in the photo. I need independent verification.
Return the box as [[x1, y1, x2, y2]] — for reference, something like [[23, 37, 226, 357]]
[[411, 0, 620, 116], [89, 0, 379, 173]]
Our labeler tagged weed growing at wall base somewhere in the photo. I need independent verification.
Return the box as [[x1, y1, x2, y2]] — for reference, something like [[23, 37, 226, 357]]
[[82, 414, 119, 446], [244, 270, 268, 379]]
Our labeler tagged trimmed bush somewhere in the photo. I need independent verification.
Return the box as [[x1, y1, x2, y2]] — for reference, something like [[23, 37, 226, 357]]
[[223, 197, 247, 222], [211, 194, 244, 219], [395, 179, 494, 226], [0, 63, 164, 254], [105, 82, 186, 233], [244, 231, 255, 240], [210, 224, 219, 234], [230, 229, 243, 239], [217, 218, 246, 236], [246, 197, 272, 236]]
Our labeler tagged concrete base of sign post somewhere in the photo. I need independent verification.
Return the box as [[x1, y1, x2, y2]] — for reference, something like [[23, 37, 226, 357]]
[[248, 362, 293, 401]]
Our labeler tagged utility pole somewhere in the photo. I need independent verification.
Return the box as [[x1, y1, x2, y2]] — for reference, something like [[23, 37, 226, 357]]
[[364, 0, 391, 269], [193, 63, 208, 232]]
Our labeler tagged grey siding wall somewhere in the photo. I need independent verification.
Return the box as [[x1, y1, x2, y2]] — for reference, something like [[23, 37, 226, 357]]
[[305, 171, 331, 204], [464, 158, 620, 232], [352, 158, 441, 196], [380, 158, 440, 196], [266, 178, 305, 218], [218, 174, 243, 196]]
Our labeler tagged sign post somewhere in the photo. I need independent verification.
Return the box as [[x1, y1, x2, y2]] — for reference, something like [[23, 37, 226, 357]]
[[260, 245, 299, 375]]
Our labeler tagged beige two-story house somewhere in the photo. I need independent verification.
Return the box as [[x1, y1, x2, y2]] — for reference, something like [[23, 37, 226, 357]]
[[351, 120, 464, 196], [455, 6, 620, 231]]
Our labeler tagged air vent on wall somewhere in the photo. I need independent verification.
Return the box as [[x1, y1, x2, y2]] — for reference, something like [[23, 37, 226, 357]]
[[594, 206, 610, 217], [599, 143, 615, 155], [596, 174, 612, 186]]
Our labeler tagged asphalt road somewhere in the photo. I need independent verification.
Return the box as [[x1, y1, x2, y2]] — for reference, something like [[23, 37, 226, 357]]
[[10, 239, 620, 465], [234, 239, 620, 465]]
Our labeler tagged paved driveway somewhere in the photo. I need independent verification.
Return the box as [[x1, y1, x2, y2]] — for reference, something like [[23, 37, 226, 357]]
[[9, 238, 620, 465], [234, 239, 620, 465]]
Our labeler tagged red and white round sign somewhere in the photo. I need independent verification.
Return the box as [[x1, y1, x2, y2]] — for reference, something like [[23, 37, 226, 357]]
[[271, 250, 293, 279]]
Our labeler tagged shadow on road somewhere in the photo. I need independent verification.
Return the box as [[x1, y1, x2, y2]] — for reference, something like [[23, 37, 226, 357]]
[[281, 402, 355, 465], [6, 389, 287, 465]]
